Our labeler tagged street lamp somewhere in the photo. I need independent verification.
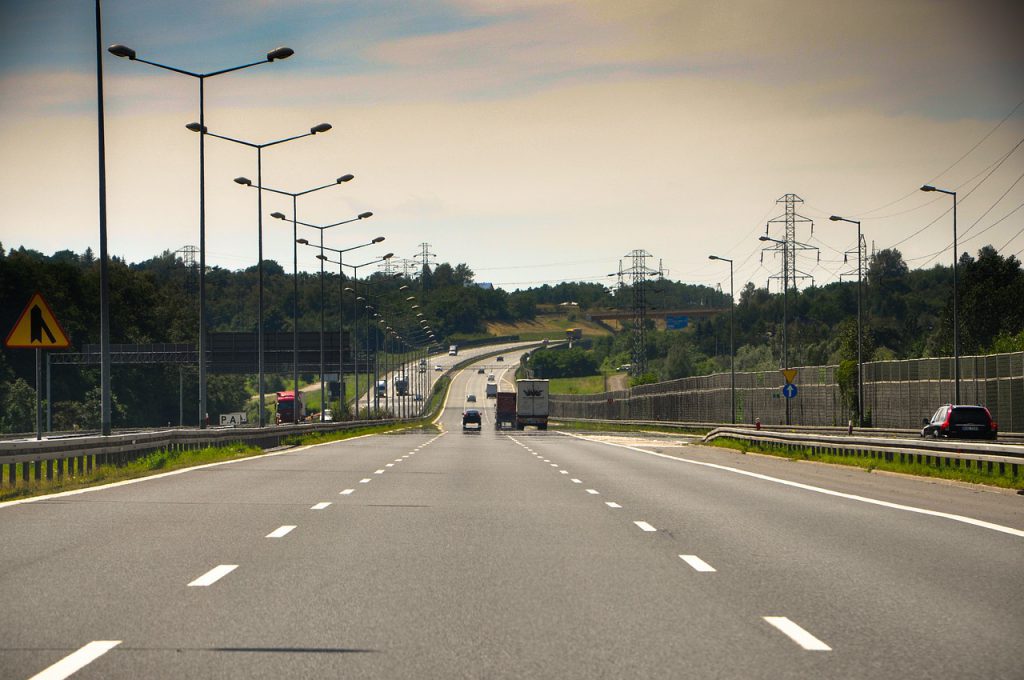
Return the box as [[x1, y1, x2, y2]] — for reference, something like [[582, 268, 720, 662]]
[[708, 255, 735, 424], [107, 42, 293, 428], [760, 234, 790, 425], [830, 215, 865, 427], [293, 227, 381, 417], [194, 122, 330, 427], [920, 185, 961, 403], [234, 174, 353, 421]]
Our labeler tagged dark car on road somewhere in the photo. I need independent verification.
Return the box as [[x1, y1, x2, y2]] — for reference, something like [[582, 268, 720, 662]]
[[921, 404, 998, 440], [462, 409, 482, 431]]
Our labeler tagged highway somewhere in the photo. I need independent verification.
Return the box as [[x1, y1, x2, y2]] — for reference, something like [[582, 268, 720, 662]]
[[1, 351, 1021, 679]]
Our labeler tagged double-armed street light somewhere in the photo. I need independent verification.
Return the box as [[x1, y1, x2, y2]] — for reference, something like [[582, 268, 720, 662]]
[[232, 175, 355, 421], [335, 254, 394, 416], [293, 227, 381, 416], [829, 215, 865, 427], [708, 255, 735, 424], [186, 122, 330, 427], [920, 185, 961, 403], [107, 42, 293, 428]]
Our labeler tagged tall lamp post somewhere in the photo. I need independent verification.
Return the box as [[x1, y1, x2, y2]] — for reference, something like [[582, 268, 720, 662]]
[[193, 122, 331, 427], [236, 175, 355, 421], [759, 235, 790, 425], [829, 215, 865, 427], [107, 42, 293, 428], [334, 254, 394, 414], [708, 255, 735, 424], [293, 229, 382, 416], [920, 185, 960, 403]]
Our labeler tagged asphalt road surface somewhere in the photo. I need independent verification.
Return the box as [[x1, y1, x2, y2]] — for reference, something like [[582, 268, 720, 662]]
[[1, 354, 1021, 679]]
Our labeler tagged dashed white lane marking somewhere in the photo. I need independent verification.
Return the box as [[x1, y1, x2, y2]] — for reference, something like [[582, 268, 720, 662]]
[[571, 479, 582, 484], [374, 469, 385, 474], [633, 521, 657, 532], [560, 470, 569, 475], [763, 617, 831, 651], [385, 463, 395, 467], [585, 489, 600, 495], [359, 478, 372, 484], [402, 455, 409, 458], [559, 431, 1024, 539], [679, 554, 716, 572], [311, 502, 332, 510], [28, 640, 122, 680], [266, 525, 296, 538], [550, 463, 559, 467], [188, 564, 238, 587], [340, 489, 355, 495], [394, 458, 403, 462], [605, 502, 622, 509]]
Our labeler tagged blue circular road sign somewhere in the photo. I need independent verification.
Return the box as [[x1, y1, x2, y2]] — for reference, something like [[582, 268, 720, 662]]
[[782, 383, 798, 399]]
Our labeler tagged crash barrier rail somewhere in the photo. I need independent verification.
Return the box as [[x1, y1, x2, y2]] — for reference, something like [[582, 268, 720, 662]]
[[0, 418, 398, 489], [549, 417, 1024, 445], [702, 426, 1023, 481]]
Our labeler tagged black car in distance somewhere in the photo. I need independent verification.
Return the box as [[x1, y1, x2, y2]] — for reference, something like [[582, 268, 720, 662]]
[[462, 409, 482, 431], [921, 404, 998, 440]]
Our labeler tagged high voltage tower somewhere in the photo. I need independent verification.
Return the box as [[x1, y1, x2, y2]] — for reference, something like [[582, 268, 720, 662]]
[[414, 242, 437, 288], [762, 193, 819, 292], [618, 249, 664, 376], [174, 245, 199, 297], [839, 234, 868, 284]]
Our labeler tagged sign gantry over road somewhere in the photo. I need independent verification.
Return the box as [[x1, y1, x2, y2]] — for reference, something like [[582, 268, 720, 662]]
[[4, 293, 70, 349]]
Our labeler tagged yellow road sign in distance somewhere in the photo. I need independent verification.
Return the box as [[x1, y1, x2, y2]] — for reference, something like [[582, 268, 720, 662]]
[[781, 368, 797, 384], [5, 293, 70, 349]]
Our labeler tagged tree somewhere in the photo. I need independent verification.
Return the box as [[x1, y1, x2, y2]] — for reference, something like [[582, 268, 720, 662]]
[[0, 378, 35, 433]]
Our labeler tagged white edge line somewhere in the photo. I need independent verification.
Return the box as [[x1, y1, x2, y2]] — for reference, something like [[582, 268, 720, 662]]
[[679, 554, 716, 572], [558, 431, 1024, 539], [28, 640, 122, 680], [187, 564, 238, 587], [0, 430, 385, 510], [763, 616, 831, 651]]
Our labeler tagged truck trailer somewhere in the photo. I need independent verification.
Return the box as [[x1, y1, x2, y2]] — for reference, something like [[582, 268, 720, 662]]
[[515, 379, 550, 430], [275, 391, 305, 424], [494, 391, 516, 430]]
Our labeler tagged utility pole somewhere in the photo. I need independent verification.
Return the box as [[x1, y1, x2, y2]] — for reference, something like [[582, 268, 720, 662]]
[[620, 249, 663, 377]]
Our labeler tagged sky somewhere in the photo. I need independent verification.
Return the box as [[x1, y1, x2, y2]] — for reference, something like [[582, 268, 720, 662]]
[[1, 0, 1023, 296]]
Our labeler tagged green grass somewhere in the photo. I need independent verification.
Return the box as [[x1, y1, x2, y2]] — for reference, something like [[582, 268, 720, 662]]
[[0, 442, 263, 502], [708, 437, 1024, 490], [549, 375, 609, 395]]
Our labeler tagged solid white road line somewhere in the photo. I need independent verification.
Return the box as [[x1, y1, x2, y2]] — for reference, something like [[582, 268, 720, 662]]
[[266, 525, 296, 538], [360, 478, 371, 483], [634, 521, 657, 532], [340, 489, 355, 495], [605, 502, 622, 509], [763, 617, 831, 651], [28, 640, 122, 680], [559, 431, 1024, 539], [188, 564, 238, 587], [311, 502, 332, 510], [571, 479, 582, 484], [679, 554, 716, 572], [586, 489, 600, 495]]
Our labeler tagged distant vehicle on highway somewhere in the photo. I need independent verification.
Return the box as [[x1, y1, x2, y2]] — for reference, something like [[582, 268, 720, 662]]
[[434, 365, 443, 371], [466, 394, 477, 402], [449, 344, 458, 356], [496, 356, 504, 362], [321, 409, 333, 422], [477, 368, 485, 374], [486, 383, 497, 398], [487, 374, 495, 382], [275, 391, 304, 424], [462, 409, 481, 431], [921, 404, 997, 440]]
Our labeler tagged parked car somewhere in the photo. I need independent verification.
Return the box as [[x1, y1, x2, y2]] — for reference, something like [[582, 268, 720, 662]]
[[462, 409, 482, 430], [921, 404, 998, 440]]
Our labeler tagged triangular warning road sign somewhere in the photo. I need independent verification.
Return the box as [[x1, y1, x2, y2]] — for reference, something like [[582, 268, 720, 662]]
[[5, 293, 70, 349], [781, 368, 798, 384]]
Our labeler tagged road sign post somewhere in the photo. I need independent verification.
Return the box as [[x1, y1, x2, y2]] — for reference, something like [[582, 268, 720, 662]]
[[6, 294, 71, 441]]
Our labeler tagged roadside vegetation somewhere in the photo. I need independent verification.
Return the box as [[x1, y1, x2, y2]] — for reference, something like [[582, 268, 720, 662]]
[[0, 442, 262, 503], [548, 375, 611, 395], [708, 436, 1024, 490]]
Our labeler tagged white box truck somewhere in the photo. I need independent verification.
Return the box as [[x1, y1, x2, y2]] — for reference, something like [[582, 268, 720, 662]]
[[515, 379, 550, 430]]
